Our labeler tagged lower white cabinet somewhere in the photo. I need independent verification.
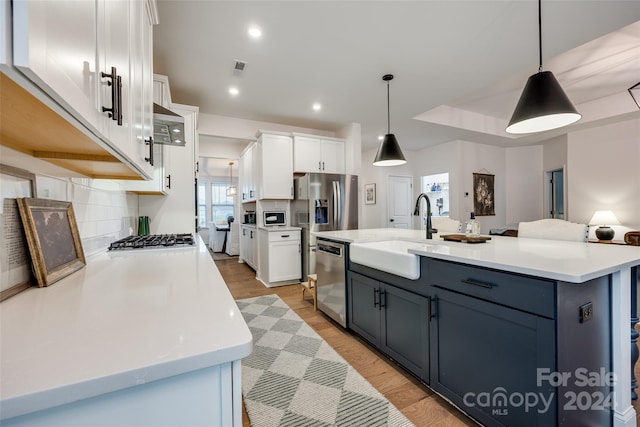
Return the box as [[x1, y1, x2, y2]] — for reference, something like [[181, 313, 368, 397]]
[[240, 225, 257, 270], [258, 228, 301, 286]]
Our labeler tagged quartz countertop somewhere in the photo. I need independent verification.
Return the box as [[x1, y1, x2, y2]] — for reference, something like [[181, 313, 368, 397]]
[[0, 238, 252, 420], [314, 228, 640, 283]]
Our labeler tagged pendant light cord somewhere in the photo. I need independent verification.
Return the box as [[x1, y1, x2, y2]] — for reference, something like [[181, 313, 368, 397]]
[[386, 80, 391, 134], [538, 0, 543, 72]]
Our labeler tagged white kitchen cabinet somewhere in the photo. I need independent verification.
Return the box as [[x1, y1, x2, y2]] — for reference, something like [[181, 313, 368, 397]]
[[153, 74, 172, 108], [256, 132, 293, 200], [124, 75, 175, 195], [240, 225, 258, 270], [9, 0, 154, 179], [138, 104, 199, 235], [240, 142, 256, 202], [293, 135, 345, 174], [258, 228, 301, 286]]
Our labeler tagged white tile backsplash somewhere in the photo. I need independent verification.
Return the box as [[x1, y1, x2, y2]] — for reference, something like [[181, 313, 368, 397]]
[[35, 175, 138, 255]]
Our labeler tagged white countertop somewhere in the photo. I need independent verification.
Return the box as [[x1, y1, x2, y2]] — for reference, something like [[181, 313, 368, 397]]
[[0, 238, 252, 420], [314, 228, 640, 283]]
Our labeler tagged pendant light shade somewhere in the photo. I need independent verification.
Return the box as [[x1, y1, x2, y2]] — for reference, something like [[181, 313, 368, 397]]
[[226, 161, 237, 196], [506, 71, 581, 134], [506, 0, 581, 134], [374, 74, 406, 166]]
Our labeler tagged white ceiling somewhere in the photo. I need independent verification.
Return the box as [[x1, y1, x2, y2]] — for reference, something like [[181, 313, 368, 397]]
[[153, 1, 640, 152]]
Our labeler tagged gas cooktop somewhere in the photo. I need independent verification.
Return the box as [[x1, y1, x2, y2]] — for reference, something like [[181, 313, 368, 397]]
[[108, 234, 195, 250]]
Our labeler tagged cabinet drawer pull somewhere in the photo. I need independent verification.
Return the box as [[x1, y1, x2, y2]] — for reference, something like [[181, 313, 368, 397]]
[[101, 66, 117, 120], [428, 296, 437, 321], [115, 74, 123, 126], [379, 290, 386, 308], [166, 174, 171, 189], [373, 288, 379, 308], [144, 136, 154, 166], [461, 278, 494, 289], [280, 234, 290, 238]]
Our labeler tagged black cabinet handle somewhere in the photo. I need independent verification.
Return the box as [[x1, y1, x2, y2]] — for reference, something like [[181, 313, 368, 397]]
[[428, 296, 437, 321], [322, 161, 325, 170], [242, 228, 246, 236], [461, 278, 494, 289], [373, 288, 379, 308], [166, 174, 171, 189], [101, 66, 117, 120], [379, 290, 386, 308], [281, 234, 290, 238], [144, 136, 154, 166], [250, 230, 254, 238], [318, 161, 321, 171], [115, 74, 123, 126]]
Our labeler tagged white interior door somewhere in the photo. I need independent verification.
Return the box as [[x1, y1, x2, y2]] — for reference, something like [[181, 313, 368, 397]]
[[387, 175, 413, 229]]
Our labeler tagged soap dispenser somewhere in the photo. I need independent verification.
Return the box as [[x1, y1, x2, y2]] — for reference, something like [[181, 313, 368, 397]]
[[465, 212, 480, 237]]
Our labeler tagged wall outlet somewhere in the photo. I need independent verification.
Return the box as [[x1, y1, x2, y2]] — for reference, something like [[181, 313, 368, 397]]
[[579, 302, 594, 323]]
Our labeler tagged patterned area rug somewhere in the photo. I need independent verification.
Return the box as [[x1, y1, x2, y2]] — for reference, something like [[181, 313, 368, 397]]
[[236, 294, 415, 427]]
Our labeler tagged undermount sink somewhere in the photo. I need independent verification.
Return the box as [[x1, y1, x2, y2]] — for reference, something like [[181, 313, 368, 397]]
[[350, 240, 425, 280]]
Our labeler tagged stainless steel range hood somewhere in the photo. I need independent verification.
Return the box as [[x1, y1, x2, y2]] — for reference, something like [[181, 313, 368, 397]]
[[153, 103, 185, 146]]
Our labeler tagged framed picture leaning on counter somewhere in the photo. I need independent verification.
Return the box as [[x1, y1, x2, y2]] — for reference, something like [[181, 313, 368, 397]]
[[17, 198, 86, 288]]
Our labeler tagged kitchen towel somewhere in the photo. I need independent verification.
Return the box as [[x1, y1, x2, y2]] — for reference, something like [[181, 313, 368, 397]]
[[236, 294, 414, 427]]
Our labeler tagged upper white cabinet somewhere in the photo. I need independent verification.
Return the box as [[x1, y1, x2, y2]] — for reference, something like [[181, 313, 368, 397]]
[[12, 0, 102, 134], [7, 0, 155, 179], [293, 135, 345, 174], [240, 142, 256, 202], [124, 75, 175, 195], [256, 132, 293, 200], [138, 104, 199, 235]]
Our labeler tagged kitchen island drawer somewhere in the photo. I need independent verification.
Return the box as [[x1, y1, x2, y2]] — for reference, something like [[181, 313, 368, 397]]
[[428, 259, 556, 318], [267, 230, 300, 242]]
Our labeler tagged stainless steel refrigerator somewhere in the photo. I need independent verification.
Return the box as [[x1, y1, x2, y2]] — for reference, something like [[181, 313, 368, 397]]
[[292, 173, 358, 279]]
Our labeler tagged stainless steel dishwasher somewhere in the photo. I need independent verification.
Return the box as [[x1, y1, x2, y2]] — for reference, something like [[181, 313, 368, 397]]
[[316, 239, 347, 327]]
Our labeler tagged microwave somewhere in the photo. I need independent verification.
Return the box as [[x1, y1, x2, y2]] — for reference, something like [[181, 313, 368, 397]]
[[264, 211, 286, 226]]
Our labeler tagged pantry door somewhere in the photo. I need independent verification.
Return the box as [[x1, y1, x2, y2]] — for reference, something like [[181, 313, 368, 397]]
[[387, 175, 413, 229]]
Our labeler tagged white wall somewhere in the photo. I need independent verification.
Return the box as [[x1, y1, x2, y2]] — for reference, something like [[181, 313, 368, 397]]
[[456, 141, 506, 233], [412, 140, 463, 227], [359, 147, 416, 229], [567, 118, 640, 240], [505, 145, 544, 224], [199, 135, 248, 159]]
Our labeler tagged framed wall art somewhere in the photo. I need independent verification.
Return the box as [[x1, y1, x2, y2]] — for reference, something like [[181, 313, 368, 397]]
[[473, 172, 495, 216], [365, 183, 376, 205], [17, 198, 86, 287]]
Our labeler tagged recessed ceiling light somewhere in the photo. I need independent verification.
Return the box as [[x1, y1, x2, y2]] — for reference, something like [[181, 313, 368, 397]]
[[229, 87, 239, 96], [312, 103, 321, 111], [248, 27, 262, 38]]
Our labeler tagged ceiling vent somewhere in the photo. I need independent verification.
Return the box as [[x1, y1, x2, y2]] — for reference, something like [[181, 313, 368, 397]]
[[234, 60, 247, 73]]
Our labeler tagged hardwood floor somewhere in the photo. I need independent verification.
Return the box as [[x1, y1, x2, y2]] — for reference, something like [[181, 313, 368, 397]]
[[214, 254, 640, 426]]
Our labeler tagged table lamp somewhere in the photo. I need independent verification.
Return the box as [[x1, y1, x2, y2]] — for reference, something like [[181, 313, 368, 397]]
[[589, 210, 620, 241]]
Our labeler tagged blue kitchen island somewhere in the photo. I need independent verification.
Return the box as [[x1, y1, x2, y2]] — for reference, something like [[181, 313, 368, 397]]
[[314, 228, 640, 427]]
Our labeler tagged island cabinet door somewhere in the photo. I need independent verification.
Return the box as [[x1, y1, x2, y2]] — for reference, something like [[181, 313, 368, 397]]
[[429, 287, 556, 427], [380, 284, 430, 382], [348, 272, 381, 345]]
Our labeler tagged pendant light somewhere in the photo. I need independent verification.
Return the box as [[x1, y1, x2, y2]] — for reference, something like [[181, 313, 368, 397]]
[[373, 74, 407, 166], [506, 0, 581, 134], [226, 161, 237, 196]]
